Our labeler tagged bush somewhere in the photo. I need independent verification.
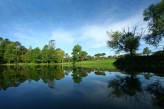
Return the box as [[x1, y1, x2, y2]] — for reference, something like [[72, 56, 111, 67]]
[[152, 51, 164, 56]]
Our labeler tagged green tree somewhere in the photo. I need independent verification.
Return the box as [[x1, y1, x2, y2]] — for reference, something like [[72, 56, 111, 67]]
[[48, 48, 55, 63], [94, 53, 102, 59], [41, 45, 49, 63], [79, 51, 88, 61], [1, 39, 11, 63], [19, 45, 27, 63], [143, 47, 151, 56], [47, 40, 55, 63], [64, 53, 71, 62], [3, 42, 17, 64], [32, 47, 41, 63], [143, 0, 164, 46], [55, 49, 65, 63], [24, 46, 33, 63], [101, 53, 106, 57], [0, 37, 4, 63], [71, 44, 82, 64], [107, 28, 141, 56]]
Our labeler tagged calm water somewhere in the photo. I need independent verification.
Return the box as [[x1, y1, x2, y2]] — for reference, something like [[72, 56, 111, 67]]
[[0, 66, 163, 109]]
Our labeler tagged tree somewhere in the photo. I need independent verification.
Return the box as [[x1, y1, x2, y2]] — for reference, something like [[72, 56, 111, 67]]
[[24, 46, 33, 63], [79, 51, 88, 61], [55, 49, 65, 63], [143, 47, 151, 56], [101, 53, 106, 57], [143, 0, 164, 46], [47, 40, 56, 63], [108, 74, 142, 99], [107, 28, 141, 56], [3, 42, 17, 64], [71, 44, 82, 64], [0, 37, 4, 63], [32, 47, 41, 63], [94, 53, 106, 59], [41, 45, 49, 63], [64, 53, 71, 62], [94, 53, 102, 59]]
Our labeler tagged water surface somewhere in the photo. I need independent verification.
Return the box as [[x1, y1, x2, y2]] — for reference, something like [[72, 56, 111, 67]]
[[0, 66, 163, 109]]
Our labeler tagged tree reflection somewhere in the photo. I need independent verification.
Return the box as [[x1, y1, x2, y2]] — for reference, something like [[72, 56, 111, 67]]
[[0, 66, 68, 90], [108, 74, 142, 98], [71, 67, 91, 83], [94, 71, 106, 76], [0, 66, 93, 90], [72, 67, 82, 83], [147, 80, 164, 108]]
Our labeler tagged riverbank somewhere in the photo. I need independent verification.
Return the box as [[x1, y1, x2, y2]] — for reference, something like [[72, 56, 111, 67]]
[[1, 59, 117, 70]]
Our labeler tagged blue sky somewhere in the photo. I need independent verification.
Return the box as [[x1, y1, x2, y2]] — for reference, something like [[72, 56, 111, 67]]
[[0, 0, 162, 56]]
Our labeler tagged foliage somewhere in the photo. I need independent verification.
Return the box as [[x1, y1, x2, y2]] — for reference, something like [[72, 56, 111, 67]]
[[0, 37, 67, 64], [71, 44, 82, 64], [107, 27, 141, 56], [143, 47, 151, 56], [79, 51, 88, 61], [54, 49, 65, 63], [108, 75, 142, 98], [64, 53, 72, 62], [152, 50, 164, 56], [143, 0, 164, 46], [113, 55, 164, 73], [94, 53, 106, 59]]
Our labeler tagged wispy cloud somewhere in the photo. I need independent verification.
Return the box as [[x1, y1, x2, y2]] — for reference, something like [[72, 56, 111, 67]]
[[78, 11, 147, 49], [50, 29, 75, 45]]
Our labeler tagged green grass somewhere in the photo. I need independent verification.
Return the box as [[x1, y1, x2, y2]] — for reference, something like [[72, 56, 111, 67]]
[[2, 59, 117, 70], [56, 59, 116, 70], [75, 59, 116, 70]]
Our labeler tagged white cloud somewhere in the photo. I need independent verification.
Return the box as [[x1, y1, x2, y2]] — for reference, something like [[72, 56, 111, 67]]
[[78, 11, 147, 49], [79, 25, 109, 49], [50, 29, 75, 45]]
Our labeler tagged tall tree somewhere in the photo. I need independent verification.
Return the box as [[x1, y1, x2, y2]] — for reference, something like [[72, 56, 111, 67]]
[[3, 42, 17, 64], [72, 44, 82, 64], [143, 47, 151, 56], [94, 53, 102, 59], [47, 40, 55, 63], [55, 49, 65, 63], [107, 27, 141, 56], [143, 0, 164, 46], [64, 53, 71, 62], [32, 47, 41, 63], [79, 51, 88, 61], [41, 45, 49, 63], [0, 37, 3, 63], [24, 46, 33, 63]]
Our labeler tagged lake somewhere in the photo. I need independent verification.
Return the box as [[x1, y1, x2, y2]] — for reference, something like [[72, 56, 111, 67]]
[[0, 66, 163, 109]]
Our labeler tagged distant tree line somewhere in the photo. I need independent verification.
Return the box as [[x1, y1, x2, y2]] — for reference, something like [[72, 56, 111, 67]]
[[0, 38, 66, 64], [0, 37, 112, 64]]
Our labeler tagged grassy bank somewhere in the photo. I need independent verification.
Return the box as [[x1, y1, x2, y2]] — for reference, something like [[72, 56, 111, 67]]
[[56, 59, 116, 70], [1, 59, 117, 70]]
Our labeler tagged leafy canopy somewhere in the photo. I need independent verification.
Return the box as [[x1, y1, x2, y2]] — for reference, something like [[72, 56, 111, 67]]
[[107, 28, 141, 56], [143, 0, 164, 46]]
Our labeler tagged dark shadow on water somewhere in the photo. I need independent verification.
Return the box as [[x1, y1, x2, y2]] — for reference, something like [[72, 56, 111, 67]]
[[146, 80, 164, 108], [108, 71, 164, 109]]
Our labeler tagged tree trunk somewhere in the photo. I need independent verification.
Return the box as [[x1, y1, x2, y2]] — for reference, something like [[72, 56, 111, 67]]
[[130, 50, 133, 57]]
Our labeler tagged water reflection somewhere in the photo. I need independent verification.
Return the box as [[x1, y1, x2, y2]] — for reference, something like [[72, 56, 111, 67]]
[[108, 74, 142, 98], [0, 66, 163, 109], [147, 80, 164, 108], [108, 71, 164, 109], [0, 66, 67, 90]]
